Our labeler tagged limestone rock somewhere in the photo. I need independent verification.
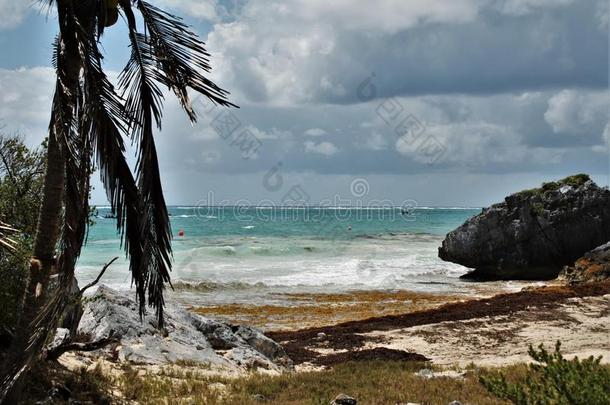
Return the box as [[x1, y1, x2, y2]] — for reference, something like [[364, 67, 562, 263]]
[[74, 285, 293, 372], [331, 393, 357, 405], [439, 175, 610, 279]]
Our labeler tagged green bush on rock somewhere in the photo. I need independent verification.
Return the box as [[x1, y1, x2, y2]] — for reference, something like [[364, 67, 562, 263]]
[[516, 174, 591, 200]]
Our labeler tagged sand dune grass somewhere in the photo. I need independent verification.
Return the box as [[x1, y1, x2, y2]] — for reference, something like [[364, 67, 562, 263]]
[[77, 360, 515, 404]]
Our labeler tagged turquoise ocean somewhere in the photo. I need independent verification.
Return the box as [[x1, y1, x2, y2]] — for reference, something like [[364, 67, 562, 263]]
[[77, 206, 527, 306]]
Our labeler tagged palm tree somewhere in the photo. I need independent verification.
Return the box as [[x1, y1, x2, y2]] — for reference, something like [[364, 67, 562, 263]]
[[0, 0, 235, 400]]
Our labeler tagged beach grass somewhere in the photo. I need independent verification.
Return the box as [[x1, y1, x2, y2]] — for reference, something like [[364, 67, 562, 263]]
[[24, 352, 610, 404], [77, 361, 519, 404], [226, 361, 510, 405]]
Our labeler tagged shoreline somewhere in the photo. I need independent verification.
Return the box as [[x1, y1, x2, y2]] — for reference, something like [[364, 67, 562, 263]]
[[185, 281, 537, 331], [56, 281, 610, 374], [268, 281, 610, 367], [190, 290, 478, 331], [54, 281, 610, 403]]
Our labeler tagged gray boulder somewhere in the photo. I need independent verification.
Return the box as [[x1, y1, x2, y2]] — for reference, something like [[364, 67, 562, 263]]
[[75, 285, 293, 371], [439, 175, 610, 279], [331, 394, 357, 405]]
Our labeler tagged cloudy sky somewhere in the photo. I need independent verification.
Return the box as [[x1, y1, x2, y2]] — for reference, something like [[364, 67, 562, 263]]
[[0, 0, 609, 206]]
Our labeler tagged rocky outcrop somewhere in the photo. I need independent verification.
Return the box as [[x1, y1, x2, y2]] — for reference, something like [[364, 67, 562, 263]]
[[560, 242, 610, 284], [439, 175, 610, 279], [67, 285, 292, 372]]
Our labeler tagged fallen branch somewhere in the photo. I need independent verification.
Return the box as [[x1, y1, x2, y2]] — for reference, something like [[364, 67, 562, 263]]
[[46, 336, 119, 361], [0, 221, 18, 254], [78, 257, 119, 297]]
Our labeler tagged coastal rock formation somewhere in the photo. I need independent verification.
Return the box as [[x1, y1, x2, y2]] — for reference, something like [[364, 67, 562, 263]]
[[439, 174, 610, 279], [560, 242, 610, 284], [71, 285, 293, 371]]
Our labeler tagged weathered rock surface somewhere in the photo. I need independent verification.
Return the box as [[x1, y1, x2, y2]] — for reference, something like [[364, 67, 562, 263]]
[[331, 393, 357, 405], [560, 242, 610, 284], [73, 285, 293, 372], [439, 175, 610, 279]]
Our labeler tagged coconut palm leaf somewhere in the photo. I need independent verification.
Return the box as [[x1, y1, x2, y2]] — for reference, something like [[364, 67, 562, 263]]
[[118, 0, 239, 324], [137, 0, 237, 121], [75, 19, 152, 317], [118, 0, 172, 325]]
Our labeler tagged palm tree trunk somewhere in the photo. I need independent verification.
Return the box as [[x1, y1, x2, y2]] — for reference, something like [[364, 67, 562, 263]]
[[17, 132, 66, 342], [0, 132, 66, 403]]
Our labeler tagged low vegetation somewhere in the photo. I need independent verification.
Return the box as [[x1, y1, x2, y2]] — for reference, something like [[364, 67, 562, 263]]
[[516, 173, 590, 200], [40, 360, 508, 405], [481, 342, 610, 405], [20, 341, 610, 404], [0, 134, 45, 338], [227, 361, 503, 404]]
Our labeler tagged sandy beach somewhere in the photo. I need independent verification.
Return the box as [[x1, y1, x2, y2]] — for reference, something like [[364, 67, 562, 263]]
[[58, 281, 610, 374], [268, 282, 610, 368]]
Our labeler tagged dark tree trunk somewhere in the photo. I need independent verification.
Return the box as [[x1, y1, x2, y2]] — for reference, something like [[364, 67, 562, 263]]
[[13, 133, 65, 330], [17, 127, 66, 340], [0, 2, 91, 399], [0, 133, 66, 403]]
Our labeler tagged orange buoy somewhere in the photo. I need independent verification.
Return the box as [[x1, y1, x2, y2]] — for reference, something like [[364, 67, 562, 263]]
[[178, 230, 185, 237]]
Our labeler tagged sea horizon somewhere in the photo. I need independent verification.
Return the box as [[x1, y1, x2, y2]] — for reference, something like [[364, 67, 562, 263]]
[[77, 205, 529, 323]]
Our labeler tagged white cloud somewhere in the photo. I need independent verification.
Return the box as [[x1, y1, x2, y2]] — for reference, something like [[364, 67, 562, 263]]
[[544, 90, 609, 136], [304, 140, 338, 156], [283, 0, 482, 34], [0, 67, 55, 145], [154, 0, 219, 21], [591, 123, 610, 153], [205, 0, 602, 107], [496, 0, 573, 15], [396, 122, 563, 166], [204, 0, 484, 105], [304, 128, 327, 137], [245, 125, 290, 140], [358, 132, 388, 151], [201, 150, 222, 164], [205, 0, 481, 105], [596, 0, 609, 30], [0, 2, 33, 30]]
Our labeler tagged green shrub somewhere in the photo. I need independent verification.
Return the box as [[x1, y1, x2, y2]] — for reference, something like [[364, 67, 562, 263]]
[[480, 341, 610, 405], [561, 173, 590, 188], [541, 181, 559, 192], [515, 174, 591, 201], [0, 134, 45, 338], [0, 246, 29, 338]]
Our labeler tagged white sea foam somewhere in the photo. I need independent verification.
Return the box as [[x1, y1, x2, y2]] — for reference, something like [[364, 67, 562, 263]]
[[76, 208, 489, 306]]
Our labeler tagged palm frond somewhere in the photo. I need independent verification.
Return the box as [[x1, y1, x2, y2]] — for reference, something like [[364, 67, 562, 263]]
[[119, 0, 173, 325], [137, 0, 237, 122], [76, 22, 152, 319]]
